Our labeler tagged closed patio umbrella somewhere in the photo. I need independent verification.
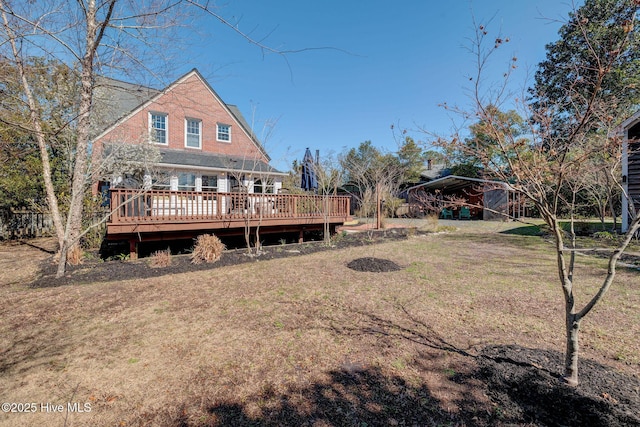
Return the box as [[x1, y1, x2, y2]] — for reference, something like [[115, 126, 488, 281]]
[[300, 148, 318, 191]]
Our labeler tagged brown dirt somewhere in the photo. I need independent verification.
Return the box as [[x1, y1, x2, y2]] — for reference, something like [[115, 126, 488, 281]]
[[1, 225, 639, 427]]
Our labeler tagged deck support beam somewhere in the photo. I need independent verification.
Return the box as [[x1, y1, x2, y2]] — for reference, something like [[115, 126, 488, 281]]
[[129, 239, 138, 259]]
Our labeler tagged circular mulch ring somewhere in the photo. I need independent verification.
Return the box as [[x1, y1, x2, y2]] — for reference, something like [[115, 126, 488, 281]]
[[346, 257, 403, 272]]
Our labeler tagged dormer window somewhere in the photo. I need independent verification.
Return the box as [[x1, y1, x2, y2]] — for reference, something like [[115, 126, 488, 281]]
[[150, 112, 168, 144], [217, 123, 231, 142]]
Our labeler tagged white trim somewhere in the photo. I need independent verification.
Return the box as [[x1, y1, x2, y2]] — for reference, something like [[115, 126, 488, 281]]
[[619, 110, 640, 131], [622, 128, 629, 232], [216, 123, 231, 143], [156, 162, 288, 177], [149, 111, 168, 145], [169, 175, 178, 191], [619, 110, 640, 233], [177, 172, 197, 191], [200, 173, 219, 192], [218, 175, 228, 192]]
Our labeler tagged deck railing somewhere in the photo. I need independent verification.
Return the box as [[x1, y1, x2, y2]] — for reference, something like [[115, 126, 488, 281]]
[[109, 188, 350, 224]]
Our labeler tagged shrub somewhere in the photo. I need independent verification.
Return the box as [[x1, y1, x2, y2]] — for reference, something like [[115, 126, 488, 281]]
[[67, 244, 84, 265], [385, 197, 405, 218], [425, 213, 439, 231], [331, 230, 348, 244], [191, 234, 225, 264], [149, 249, 172, 268], [593, 231, 616, 240]]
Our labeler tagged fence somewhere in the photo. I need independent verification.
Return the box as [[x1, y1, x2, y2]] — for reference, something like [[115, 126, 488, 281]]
[[0, 210, 54, 239]]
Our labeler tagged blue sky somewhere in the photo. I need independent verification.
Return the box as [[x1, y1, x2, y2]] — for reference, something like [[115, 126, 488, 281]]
[[176, 1, 580, 171]]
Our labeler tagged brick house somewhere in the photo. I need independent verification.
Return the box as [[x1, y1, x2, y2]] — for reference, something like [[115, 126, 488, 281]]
[[91, 69, 349, 255], [93, 68, 285, 200]]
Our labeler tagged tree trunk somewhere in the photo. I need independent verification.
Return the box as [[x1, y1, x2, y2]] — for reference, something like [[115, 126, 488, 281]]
[[1, 6, 66, 250], [551, 216, 581, 387], [55, 0, 110, 278], [564, 313, 581, 386], [323, 195, 331, 244], [598, 202, 606, 230], [376, 183, 382, 230], [55, 63, 94, 277], [608, 195, 617, 232], [55, 243, 69, 278]]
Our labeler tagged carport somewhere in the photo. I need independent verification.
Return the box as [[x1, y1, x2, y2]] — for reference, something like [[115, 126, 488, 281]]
[[406, 175, 526, 220]]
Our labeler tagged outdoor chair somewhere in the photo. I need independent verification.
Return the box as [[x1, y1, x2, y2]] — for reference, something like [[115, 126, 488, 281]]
[[459, 206, 471, 220], [440, 208, 453, 219]]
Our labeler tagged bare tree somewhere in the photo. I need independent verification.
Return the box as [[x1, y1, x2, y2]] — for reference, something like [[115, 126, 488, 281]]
[[248, 111, 282, 254], [0, 0, 299, 275], [217, 110, 280, 255], [340, 141, 405, 230], [310, 152, 343, 244], [572, 146, 622, 231], [0, 0, 187, 277], [432, 7, 640, 386]]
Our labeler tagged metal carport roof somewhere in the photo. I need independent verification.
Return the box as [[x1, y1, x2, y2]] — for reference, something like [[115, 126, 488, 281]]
[[406, 175, 510, 193]]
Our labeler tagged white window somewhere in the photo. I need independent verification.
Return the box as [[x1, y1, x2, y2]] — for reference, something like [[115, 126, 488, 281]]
[[217, 123, 231, 142], [228, 175, 245, 192], [254, 179, 275, 194], [150, 112, 168, 144], [178, 173, 196, 191], [185, 118, 201, 148], [150, 172, 171, 190], [151, 177, 171, 190], [201, 175, 218, 192]]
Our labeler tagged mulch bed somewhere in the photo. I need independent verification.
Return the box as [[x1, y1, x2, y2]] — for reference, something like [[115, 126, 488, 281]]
[[346, 257, 403, 272], [29, 228, 411, 288], [477, 345, 640, 426]]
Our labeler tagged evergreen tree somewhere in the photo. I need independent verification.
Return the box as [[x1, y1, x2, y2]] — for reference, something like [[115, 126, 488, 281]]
[[531, 0, 640, 131]]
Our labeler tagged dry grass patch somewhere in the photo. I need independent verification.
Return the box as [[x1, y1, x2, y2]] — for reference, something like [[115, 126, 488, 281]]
[[0, 231, 638, 426], [0, 239, 55, 287]]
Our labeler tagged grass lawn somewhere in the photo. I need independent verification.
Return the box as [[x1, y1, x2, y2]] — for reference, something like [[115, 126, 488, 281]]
[[0, 221, 638, 426]]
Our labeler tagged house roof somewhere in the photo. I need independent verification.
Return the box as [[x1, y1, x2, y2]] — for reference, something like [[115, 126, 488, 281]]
[[419, 162, 448, 180], [619, 109, 640, 132], [616, 110, 640, 137], [157, 148, 285, 176], [406, 175, 511, 193], [94, 76, 161, 122]]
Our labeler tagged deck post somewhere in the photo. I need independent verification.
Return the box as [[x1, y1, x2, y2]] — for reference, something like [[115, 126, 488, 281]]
[[129, 239, 138, 260], [298, 229, 304, 243]]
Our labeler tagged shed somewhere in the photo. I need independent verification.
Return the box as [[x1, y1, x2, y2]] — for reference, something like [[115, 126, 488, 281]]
[[620, 111, 640, 232]]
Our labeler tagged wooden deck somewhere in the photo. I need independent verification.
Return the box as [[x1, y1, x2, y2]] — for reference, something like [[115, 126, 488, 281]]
[[107, 188, 350, 239]]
